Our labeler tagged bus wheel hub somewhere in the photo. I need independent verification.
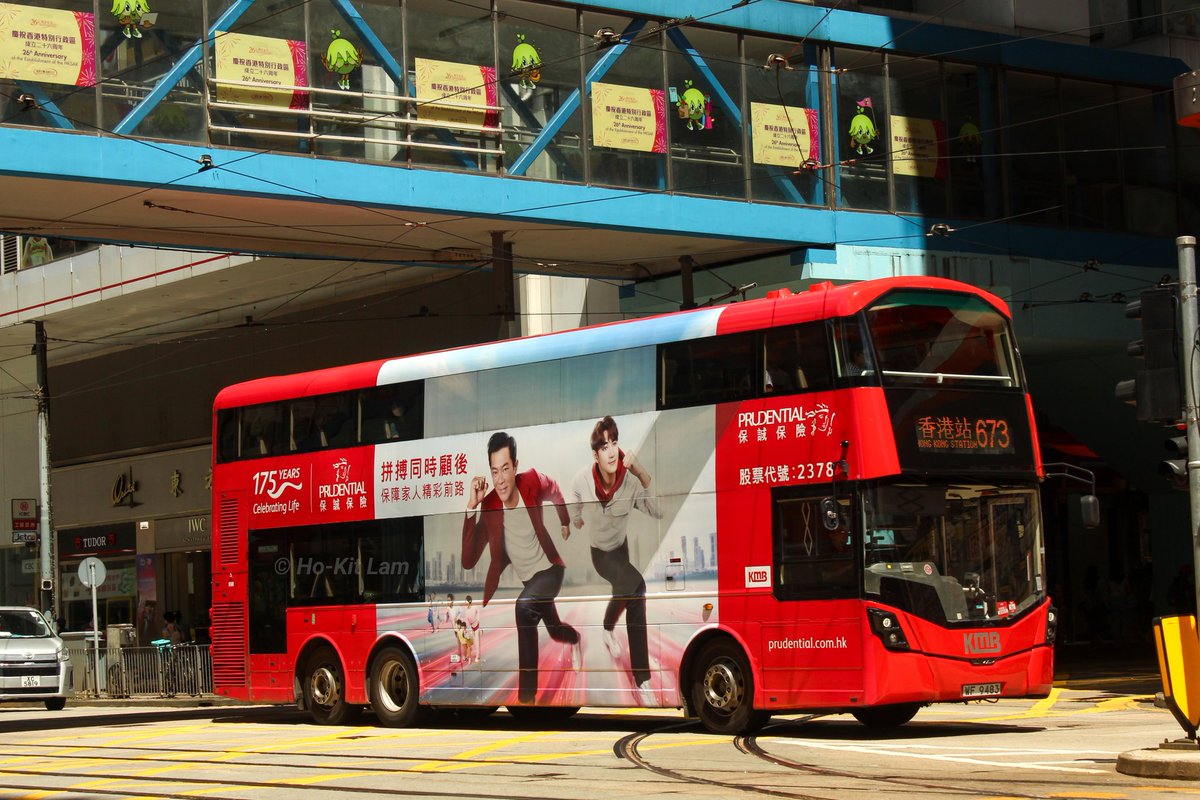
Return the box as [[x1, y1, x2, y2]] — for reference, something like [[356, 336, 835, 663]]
[[310, 667, 339, 706], [703, 660, 741, 710]]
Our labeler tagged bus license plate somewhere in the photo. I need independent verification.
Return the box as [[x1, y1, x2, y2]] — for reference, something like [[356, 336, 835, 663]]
[[21, 675, 41, 688], [962, 682, 1001, 698]]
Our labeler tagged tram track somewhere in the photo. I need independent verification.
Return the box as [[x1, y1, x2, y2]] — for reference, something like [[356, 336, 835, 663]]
[[615, 715, 1118, 800]]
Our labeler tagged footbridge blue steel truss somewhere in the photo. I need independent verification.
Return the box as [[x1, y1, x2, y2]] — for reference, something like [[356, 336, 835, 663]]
[[0, 0, 1186, 271]]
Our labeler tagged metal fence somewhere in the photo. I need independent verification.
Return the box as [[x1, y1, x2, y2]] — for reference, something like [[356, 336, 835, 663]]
[[67, 642, 214, 698]]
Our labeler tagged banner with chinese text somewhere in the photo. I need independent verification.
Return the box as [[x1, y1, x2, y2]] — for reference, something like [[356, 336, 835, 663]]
[[414, 58, 498, 128], [750, 102, 819, 167], [890, 115, 947, 178], [591, 81, 666, 153], [0, 3, 95, 87], [214, 31, 308, 110]]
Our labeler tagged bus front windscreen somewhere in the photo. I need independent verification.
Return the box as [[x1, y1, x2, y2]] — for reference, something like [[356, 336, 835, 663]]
[[861, 482, 1044, 625], [866, 292, 1019, 387]]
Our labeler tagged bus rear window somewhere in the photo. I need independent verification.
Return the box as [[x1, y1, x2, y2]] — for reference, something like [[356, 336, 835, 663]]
[[659, 332, 756, 408], [866, 291, 1018, 387]]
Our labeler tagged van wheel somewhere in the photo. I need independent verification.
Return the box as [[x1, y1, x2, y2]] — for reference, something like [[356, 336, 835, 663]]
[[44, 697, 66, 711], [691, 639, 770, 735], [370, 646, 426, 727], [302, 646, 361, 725], [851, 703, 920, 727]]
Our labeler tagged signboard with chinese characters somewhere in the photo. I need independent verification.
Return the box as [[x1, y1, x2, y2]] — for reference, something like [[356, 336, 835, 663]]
[[214, 31, 308, 109], [890, 115, 947, 178], [11, 498, 36, 530], [590, 81, 667, 153], [0, 3, 95, 87], [889, 389, 1034, 474], [413, 58, 498, 129], [750, 102, 819, 167]]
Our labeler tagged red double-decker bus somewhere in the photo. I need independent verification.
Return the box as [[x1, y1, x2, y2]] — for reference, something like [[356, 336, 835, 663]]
[[210, 276, 1056, 734]]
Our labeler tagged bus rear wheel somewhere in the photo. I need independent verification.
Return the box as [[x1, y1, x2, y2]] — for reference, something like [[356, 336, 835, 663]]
[[302, 646, 360, 725], [44, 697, 66, 711], [691, 639, 770, 735], [851, 702, 920, 728], [370, 646, 426, 727]]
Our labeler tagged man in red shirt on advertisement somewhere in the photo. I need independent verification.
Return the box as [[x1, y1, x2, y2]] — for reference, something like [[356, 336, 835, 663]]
[[462, 431, 581, 704]]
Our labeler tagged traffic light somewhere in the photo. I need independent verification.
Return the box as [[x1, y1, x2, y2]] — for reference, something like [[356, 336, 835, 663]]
[[1163, 432, 1189, 491], [1114, 286, 1182, 424]]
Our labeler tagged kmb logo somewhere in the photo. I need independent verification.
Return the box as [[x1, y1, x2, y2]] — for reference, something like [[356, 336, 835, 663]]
[[744, 566, 771, 588], [963, 631, 1001, 655]]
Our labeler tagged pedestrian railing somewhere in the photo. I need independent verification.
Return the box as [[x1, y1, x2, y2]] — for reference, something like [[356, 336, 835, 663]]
[[68, 641, 213, 698]]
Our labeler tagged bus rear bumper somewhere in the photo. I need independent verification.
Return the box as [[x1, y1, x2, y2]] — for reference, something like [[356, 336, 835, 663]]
[[867, 643, 1055, 706]]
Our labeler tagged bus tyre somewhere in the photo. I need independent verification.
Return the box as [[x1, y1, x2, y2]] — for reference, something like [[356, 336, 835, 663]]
[[851, 702, 920, 728], [44, 697, 66, 711], [370, 646, 426, 728], [692, 639, 770, 735], [302, 646, 360, 726]]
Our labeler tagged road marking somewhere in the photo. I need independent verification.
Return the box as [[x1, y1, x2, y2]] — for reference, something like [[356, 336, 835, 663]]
[[776, 739, 1108, 774], [414, 730, 558, 772]]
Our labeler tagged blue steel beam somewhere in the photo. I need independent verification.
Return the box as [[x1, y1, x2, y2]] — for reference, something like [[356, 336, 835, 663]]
[[113, 0, 257, 135], [498, 82, 580, 180], [508, 18, 648, 177]]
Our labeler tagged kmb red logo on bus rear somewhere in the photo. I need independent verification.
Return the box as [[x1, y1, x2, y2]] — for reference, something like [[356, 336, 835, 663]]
[[963, 631, 1001, 655]]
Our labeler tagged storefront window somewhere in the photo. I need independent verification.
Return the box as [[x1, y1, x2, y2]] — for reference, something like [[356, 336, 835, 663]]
[[584, 11, 666, 190], [667, 27, 744, 200], [746, 37, 824, 206], [834, 48, 889, 212], [498, 0, 583, 182]]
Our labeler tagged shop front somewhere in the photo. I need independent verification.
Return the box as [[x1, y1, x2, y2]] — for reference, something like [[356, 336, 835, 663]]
[[51, 447, 212, 643]]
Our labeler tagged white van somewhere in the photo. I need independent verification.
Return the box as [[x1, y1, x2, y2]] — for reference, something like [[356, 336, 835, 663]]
[[0, 607, 71, 710]]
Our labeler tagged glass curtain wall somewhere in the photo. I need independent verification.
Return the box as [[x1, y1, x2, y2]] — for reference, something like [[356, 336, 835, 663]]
[[583, 10, 666, 190], [1061, 79, 1120, 231], [666, 27, 744, 200], [888, 56, 946, 217], [1117, 87, 1176, 237], [497, 0, 583, 182], [744, 36, 823, 205], [1, 0, 98, 132], [945, 62, 997, 220], [834, 47, 888, 211], [1003, 71, 1064, 226]]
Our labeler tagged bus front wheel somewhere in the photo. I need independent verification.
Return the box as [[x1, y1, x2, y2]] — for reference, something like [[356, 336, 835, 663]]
[[691, 639, 770, 735], [851, 702, 920, 728], [302, 646, 360, 725], [370, 646, 426, 727]]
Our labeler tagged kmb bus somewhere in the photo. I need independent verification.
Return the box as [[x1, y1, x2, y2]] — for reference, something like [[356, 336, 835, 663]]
[[210, 276, 1064, 734]]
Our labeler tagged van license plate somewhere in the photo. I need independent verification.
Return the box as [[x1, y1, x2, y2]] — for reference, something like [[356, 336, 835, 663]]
[[21, 675, 41, 688], [962, 682, 1001, 698]]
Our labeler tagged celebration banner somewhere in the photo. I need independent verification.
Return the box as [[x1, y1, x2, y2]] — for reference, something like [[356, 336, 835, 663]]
[[591, 81, 666, 153], [0, 3, 95, 86], [215, 31, 308, 110], [414, 58, 498, 128], [890, 115, 947, 178], [750, 102, 820, 167]]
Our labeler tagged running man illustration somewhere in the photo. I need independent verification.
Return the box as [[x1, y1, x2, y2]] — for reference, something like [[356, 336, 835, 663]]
[[569, 416, 662, 701]]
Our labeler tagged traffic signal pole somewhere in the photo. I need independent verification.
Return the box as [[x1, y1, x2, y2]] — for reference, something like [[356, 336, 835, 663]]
[[1178, 235, 1200, 623]]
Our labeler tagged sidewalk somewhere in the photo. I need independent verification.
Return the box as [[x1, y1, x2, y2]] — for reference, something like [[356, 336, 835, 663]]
[[1054, 641, 1200, 780]]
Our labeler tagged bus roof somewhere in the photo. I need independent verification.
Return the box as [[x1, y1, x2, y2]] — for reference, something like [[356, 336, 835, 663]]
[[213, 275, 1008, 409]]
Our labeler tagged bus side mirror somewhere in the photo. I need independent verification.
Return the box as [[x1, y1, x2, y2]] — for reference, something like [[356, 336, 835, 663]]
[[1080, 495, 1100, 529], [820, 497, 841, 530]]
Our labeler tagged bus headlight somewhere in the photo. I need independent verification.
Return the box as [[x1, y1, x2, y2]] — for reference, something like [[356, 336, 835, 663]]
[[1045, 606, 1057, 644], [868, 607, 910, 651]]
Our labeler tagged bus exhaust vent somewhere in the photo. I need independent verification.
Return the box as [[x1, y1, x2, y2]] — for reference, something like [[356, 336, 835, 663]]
[[211, 602, 247, 688], [217, 494, 239, 567]]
